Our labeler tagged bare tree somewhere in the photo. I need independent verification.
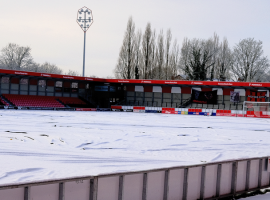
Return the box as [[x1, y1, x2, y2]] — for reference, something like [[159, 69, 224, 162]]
[[179, 35, 220, 81], [141, 23, 155, 79], [155, 30, 164, 79], [216, 38, 232, 81], [114, 17, 135, 79], [38, 62, 63, 74], [65, 70, 80, 76], [169, 39, 180, 79], [230, 38, 269, 82], [164, 29, 172, 80], [180, 38, 216, 81], [24, 62, 40, 72], [259, 70, 270, 82], [206, 33, 219, 80], [133, 30, 142, 79], [149, 30, 156, 79], [0, 43, 33, 70]]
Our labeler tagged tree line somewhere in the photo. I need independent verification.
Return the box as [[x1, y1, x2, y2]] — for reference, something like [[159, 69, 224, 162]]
[[0, 43, 80, 76], [114, 17, 270, 82]]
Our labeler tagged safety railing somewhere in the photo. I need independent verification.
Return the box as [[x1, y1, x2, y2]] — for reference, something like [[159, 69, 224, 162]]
[[1, 156, 269, 200]]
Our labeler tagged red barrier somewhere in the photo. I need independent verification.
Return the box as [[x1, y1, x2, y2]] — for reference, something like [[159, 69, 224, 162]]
[[133, 106, 145, 110], [162, 108, 177, 114], [76, 108, 97, 111], [245, 111, 270, 118], [188, 108, 202, 113], [216, 110, 233, 116], [111, 105, 122, 110]]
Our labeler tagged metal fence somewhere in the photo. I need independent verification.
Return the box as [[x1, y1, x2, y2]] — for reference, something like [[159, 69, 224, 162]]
[[0, 156, 269, 200]]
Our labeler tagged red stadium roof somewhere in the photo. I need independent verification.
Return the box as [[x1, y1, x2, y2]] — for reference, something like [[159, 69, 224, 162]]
[[1, 69, 270, 88], [0, 69, 105, 82]]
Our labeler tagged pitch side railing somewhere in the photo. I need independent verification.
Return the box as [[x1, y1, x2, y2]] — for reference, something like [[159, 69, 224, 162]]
[[0, 156, 270, 200]]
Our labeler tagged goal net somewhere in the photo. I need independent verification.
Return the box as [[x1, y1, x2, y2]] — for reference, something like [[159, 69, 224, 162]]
[[243, 101, 270, 118]]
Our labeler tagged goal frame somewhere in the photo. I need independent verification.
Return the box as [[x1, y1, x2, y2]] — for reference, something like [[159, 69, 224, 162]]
[[243, 101, 270, 118]]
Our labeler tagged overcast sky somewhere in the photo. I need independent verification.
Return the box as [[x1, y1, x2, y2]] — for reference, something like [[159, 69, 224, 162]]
[[0, 0, 269, 77]]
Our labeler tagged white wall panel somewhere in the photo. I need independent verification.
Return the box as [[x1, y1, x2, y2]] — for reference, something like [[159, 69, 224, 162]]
[[0, 188, 24, 200], [147, 171, 165, 200], [187, 167, 201, 200], [65, 180, 90, 200], [97, 176, 119, 200], [249, 160, 260, 189], [31, 184, 58, 200], [171, 87, 181, 93], [153, 86, 162, 93], [204, 165, 218, 198], [168, 169, 184, 200], [122, 174, 143, 200], [236, 161, 247, 192], [135, 86, 144, 92], [220, 163, 232, 196]]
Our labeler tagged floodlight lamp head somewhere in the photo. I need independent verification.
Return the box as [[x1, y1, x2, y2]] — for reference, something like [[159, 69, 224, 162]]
[[76, 6, 93, 32]]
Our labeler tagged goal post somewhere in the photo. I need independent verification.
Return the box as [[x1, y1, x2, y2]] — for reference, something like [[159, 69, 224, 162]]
[[243, 101, 270, 118]]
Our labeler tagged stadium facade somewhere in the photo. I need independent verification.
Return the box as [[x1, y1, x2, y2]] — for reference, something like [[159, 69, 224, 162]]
[[0, 68, 269, 117]]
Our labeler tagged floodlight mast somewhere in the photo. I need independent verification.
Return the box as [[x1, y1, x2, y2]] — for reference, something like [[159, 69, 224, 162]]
[[76, 7, 93, 77]]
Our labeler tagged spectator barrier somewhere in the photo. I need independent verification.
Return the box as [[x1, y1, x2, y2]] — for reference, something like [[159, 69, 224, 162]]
[[0, 156, 269, 200], [111, 105, 270, 118]]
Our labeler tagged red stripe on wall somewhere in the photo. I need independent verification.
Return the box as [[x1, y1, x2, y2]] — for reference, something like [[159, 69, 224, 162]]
[[47, 80, 55, 86], [126, 85, 135, 92], [63, 82, 71, 88], [181, 87, 191, 94], [162, 86, 171, 93], [144, 86, 153, 92], [11, 77, 19, 84], [223, 88, 234, 95], [201, 88, 212, 92], [29, 79, 38, 85], [78, 83, 85, 89]]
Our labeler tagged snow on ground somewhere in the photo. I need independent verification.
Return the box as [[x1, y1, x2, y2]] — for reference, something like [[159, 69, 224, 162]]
[[1, 110, 270, 185], [244, 193, 270, 200]]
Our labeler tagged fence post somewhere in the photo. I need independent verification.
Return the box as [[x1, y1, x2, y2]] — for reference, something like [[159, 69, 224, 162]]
[[59, 182, 64, 200], [200, 166, 206, 200], [216, 164, 222, 197], [118, 175, 124, 200], [163, 170, 169, 200], [182, 168, 189, 200], [24, 186, 30, 200], [142, 173, 147, 200], [245, 160, 251, 191]]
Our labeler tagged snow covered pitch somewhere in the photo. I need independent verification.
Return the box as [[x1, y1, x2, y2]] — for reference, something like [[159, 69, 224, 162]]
[[1, 110, 270, 185]]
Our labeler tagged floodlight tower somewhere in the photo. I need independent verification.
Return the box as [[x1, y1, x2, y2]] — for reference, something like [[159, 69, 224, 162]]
[[77, 6, 93, 77]]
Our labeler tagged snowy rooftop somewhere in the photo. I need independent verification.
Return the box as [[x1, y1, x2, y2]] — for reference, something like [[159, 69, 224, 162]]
[[1, 110, 270, 185]]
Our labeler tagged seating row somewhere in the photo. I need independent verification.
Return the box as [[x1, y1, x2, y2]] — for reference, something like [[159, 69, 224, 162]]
[[2, 94, 86, 108]]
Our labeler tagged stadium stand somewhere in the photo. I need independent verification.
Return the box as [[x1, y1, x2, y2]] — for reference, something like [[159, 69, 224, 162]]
[[3, 94, 65, 108]]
